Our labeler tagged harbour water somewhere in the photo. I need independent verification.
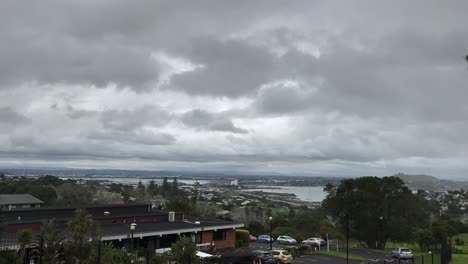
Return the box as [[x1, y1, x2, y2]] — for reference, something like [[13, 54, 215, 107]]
[[242, 186, 326, 202]]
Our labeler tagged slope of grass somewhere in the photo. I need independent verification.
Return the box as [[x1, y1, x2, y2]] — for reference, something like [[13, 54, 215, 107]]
[[452, 254, 468, 264], [452, 233, 468, 254]]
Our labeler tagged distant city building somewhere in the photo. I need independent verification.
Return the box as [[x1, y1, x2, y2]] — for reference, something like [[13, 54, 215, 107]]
[[0, 194, 44, 210], [230, 179, 238, 186]]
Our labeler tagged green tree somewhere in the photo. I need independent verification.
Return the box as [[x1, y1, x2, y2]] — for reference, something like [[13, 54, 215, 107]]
[[100, 243, 130, 264], [37, 219, 64, 264], [162, 177, 169, 197], [413, 228, 433, 252], [172, 177, 179, 195], [66, 209, 97, 264], [137, 180, 146, 193], [323, 176, 429, 249], [147, 180, 159, 196], [170, 236, 199, 264], [17, 229, 32, 262], [57, 183, 93, 206]]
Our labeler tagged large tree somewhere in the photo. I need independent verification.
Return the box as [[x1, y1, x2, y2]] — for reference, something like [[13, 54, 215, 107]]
[[66, 209, 97, 263], [323, 176, 429, 249], [170, 236, 199, 264]]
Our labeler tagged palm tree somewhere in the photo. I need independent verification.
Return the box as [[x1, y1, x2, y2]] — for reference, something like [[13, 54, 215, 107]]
[[34, 219, 64, 264], [17, 229, 32, 262]]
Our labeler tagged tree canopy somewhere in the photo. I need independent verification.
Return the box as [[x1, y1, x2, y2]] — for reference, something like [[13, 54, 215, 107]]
[[323, 176, 429, 249]]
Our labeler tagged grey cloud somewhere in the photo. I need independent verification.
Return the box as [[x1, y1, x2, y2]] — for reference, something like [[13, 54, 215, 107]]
[[254, 81, 317, 115], [1, 1, 468, 178], [171, 38, 276, 97], [180, 109, 248, 134], [101, 105, 171, 131], [0, 107, 30, 124], [66, 105, 97, 119], [87, 129, 175, 146]]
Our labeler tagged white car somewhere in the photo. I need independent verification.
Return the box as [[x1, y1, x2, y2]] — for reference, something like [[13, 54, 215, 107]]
[[392, 248, 413, 259], [302, 237, 326, 246], [276, 235, 297, 245]]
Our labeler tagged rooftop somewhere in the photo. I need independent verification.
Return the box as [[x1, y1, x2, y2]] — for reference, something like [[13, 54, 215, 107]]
[[0, 194, 44, 205]]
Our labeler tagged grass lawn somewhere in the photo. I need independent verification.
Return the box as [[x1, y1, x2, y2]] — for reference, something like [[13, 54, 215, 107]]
[[452, 254, 468, 264], [414, 253, 441, 264], [318, 251, 364, 261], [452, 233, 468, 254]]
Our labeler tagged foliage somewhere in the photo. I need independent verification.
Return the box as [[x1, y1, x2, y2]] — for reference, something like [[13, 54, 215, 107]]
[[272, 226, 297, 238], [17, 229, 32, 261], [0, 251, 21, 264], [166, 196, 199, 216], [170, 236, 200, 264], [65, 208, 97, 264], [235, 229, 250, 248], [284, 245, 309, 257], [100, 243, 130, 264], [56, 182, 94, 206], [323, 176, 430, 249], [0, 177, 58, 204], [413, 228, 433, 252], [247, 221, 265, 236], [37, 219, 64, 264]]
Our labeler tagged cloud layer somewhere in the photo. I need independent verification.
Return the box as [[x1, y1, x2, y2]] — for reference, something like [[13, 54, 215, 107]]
[[1, 0, 468, 178]]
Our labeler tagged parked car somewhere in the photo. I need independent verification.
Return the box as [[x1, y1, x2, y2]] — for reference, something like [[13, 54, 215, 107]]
[[302, 237, 326, 246], [276, 235, 297, 245], [391, 247, 413, 259], [257, 234, 274, 243], [254, 251, 278, 264], [271, 249, 293, 264], [249, 235, 257, 242]]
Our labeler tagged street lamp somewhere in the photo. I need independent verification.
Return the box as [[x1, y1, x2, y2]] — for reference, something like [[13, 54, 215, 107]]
[[378, 216, 383, 249], [339, 212, 349, 264], [269, 216, 273, 250], [346, 214, 349, 264], [130, 223, 137, 263]]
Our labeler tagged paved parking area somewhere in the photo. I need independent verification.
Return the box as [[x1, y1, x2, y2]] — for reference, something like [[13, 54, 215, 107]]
[[250, 242, 416, 263], [292, 254, 362, 264]]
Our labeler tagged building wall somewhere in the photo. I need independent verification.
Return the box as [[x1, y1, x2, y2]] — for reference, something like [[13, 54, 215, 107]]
[[201, 229, 235, 249]]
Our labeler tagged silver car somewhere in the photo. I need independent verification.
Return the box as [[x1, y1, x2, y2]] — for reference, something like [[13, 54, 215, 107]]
[[277, 235, 297, 245], [392, 247, 413, 259], [302, 237, 326, 246]]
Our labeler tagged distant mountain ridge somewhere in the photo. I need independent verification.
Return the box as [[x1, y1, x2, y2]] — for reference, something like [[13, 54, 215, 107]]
[[395, 173, 439, 183], [394, 173, 468, 191]]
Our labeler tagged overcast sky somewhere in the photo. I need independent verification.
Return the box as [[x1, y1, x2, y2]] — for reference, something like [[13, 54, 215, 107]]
[[1, 1, 468, 179]]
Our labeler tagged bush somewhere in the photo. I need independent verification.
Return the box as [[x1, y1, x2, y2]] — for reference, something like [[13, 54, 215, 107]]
[[455, 238, 465, 246], [236, 229, 250, 242], [284, 245, 310, 257]]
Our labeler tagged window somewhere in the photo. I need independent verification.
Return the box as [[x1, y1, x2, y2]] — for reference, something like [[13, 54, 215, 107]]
[[213, 230, 226, 241]]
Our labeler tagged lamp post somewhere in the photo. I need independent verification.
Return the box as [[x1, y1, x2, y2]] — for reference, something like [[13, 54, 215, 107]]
[[378, 216, 383, 249], [269, 216, 273, 250], [346, 213, 349, 264], [130, 223, 137, 263]]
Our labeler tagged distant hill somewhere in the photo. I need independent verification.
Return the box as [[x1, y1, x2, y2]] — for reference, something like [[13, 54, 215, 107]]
[[395, 173, 439, 183], [394, 173, 468, 191]]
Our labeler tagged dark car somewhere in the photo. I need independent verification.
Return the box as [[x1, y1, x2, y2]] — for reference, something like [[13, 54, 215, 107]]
[[254, 251, 279, 264]]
